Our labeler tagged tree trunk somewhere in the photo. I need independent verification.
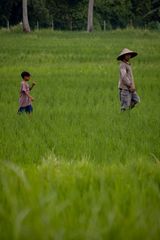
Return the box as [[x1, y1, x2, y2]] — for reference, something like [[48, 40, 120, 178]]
[[87, 0, 94, 32], [22, 0, 30, 32]]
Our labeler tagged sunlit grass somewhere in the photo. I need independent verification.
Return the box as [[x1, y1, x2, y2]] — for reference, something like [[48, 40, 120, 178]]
[[0, 29, 160, 239]]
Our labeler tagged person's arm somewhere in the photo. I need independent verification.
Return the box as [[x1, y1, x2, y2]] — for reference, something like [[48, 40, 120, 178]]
[[21, 83, 34, 101], [29, 82, 36, 91], [129, 86, 136, 93], [120, 65, 132, 88], [128, 73, 136, 93], [25, 91, 34, 101]]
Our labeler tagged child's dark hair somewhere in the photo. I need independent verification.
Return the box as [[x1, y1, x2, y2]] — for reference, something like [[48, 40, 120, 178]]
[[21, 71, 31, 79]]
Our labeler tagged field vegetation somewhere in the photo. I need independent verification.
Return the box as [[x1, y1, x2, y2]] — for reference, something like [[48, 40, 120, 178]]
[[0, 29, 160, 239]]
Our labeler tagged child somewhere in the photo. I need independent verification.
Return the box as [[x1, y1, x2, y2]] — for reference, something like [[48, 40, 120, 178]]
[[117, 48, 140, 111], [18, 71, 35, 114]]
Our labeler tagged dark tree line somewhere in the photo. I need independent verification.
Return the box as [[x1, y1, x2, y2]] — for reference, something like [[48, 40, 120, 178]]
[[0, 0, 160, 30]]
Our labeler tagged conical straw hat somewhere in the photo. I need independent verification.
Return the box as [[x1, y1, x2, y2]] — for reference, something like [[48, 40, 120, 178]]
[[117, 48, 138, 60]]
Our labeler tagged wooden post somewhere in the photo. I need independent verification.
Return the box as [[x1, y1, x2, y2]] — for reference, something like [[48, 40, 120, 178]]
[[70, 19, 73, 31], [87, 0, 94, 32], [103, 20, 106, 31], [37, 21, 39, 30], [7, 20, 10, 30], [51, 20, 54, 30], [22, 0, 31, 32]]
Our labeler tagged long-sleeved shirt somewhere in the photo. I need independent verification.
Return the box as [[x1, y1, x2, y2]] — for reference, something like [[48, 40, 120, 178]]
[[118, 61, 135, 90]]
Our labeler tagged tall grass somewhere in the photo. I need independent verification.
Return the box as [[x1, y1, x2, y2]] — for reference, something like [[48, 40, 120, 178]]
[[0, 29, 160, 239], [1, 158, 160, 240]]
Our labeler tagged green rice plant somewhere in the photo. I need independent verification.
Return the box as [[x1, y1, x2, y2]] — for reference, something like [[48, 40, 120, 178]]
[[0, 29, 160, 239], [0, 157, 160, 240]]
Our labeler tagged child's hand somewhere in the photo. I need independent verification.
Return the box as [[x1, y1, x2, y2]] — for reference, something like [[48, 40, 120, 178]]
[[30, 96, 34, 101], [29, 82, 36, 91]]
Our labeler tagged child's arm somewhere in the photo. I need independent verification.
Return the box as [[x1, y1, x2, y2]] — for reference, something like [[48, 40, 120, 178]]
[[30, 82, 36, 91], [21, 81, 34, 101], [25, 91, 34, 101]]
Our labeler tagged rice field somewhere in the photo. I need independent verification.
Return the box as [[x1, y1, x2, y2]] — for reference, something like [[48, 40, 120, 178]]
[[0, 29, 160, 240]]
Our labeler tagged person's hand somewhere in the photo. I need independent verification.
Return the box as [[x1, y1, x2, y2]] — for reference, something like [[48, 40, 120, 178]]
[[32, 81, 36, 86], [30, 96, 34, 101], [129, 87, 136, 93]]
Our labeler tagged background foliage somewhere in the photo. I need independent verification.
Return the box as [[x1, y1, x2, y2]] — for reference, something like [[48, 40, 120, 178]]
[[0, 0, 160, 30]]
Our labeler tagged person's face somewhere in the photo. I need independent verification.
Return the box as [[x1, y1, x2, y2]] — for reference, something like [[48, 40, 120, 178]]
[[124, 53, 132, 61], [24, 76, 30, 81]]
